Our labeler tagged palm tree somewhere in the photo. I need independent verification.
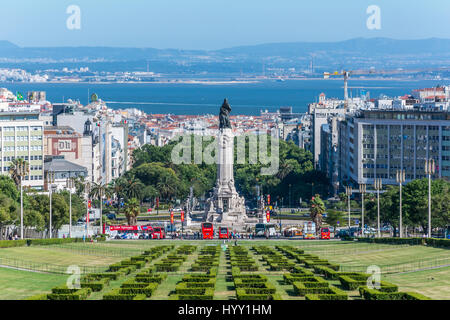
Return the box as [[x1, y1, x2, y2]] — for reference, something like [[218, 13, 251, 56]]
[[125, 178, 144, 202], [108, 177, 126, 206], [124, 198, 140, 225], [156, 175, 177, 203], [9, 158, 29, 187], [310, 194, 326, 233], [89, 182, 111, 234]]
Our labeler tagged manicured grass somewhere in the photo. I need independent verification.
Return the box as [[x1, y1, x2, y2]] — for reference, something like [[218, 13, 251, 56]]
[[384, 266, 450, 300], [0, 267, 67, 300], [0, 240, 449, 300], [0, 246, 124, 268]]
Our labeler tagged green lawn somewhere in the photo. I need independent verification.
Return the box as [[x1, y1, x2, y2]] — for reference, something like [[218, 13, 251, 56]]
[[0, 267, 67, 300], [0, 240, 449, 300]]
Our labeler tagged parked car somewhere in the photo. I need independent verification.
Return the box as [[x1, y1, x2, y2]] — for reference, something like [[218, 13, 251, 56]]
[[107, 213, 117, 220]]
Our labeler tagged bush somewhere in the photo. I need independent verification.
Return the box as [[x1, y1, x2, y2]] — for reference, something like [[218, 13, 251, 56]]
[[103, 289, 146, 300], [172, 289, 214, 300], [134, 274, 167, 284], [47, 288, 92, 300], [359, 287, 431, 300], [80, 278, 110, 292], [119, 283, 158, 297], [0, 240, 27, 248], [83, 272, 121, 281], [236, 289, 281, 300], [283, 274, 317, 284], [338, 274, 371, 290]]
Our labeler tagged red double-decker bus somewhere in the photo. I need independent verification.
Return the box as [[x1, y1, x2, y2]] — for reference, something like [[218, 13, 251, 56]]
[[201, 222, 214, 239]]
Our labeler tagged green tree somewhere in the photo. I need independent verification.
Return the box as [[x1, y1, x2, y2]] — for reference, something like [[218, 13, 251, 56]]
[[325, 209, 344, 236], [124, 198, 141, 225], [8, 158, 29, 187], [310, 194, 326, 232]]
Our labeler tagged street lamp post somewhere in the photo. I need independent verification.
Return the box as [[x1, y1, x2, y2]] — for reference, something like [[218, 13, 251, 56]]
[[374, 178, 383, 238], [424, 159, 435, 238], [66, 178, 75, 238], [18, 162, 29, 240], [345, 186, 352, 232], [396, 170, 405, 238], [289, 184, 292, 209], [47, 171, 55, 238], [359, 184, 366, 237], [85, 182, 91, 239]]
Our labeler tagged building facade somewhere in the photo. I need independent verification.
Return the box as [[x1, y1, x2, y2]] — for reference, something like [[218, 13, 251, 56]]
[[0, 112, 44, 189]]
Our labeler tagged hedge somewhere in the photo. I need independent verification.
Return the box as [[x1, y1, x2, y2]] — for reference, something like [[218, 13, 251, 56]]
[[236, 289, 281, 300], [234, 279, 271, 288], [119, 283, 158, 297], [293, 283, 345, 297], [82, 272, 121, 281], [134, 274, 167, 284], [283, 274, 318, 284], [176, 279, 216, 289], [305, 291, 348, 300], [103, 289, 146, 300], [80, 278, 110, 292], [48, 288, 92, 300], [172, 289, 214, 300], [338, 274, 371, 290], [359, 287, 431, 300], [175, 286, 215, 295], [0, 238, 85, 248]]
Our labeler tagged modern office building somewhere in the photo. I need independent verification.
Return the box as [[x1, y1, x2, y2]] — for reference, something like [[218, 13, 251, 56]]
[[337, 109, 450, 187], [0, 112, 44, 190]]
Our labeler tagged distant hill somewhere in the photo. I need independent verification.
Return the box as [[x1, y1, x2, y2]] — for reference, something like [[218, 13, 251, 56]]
[[218, 37, 450, 57], [0, 38, 449, 73]]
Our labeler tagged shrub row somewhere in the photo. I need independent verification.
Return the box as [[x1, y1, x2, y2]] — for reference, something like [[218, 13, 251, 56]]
[[359, 287, 431, 300], [47, 288, 92, 300], [228, 247, 258, 272], [102, 289, 146, 300]]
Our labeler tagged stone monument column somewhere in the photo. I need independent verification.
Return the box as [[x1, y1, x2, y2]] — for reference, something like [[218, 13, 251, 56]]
[[204, 99, 254, 229]]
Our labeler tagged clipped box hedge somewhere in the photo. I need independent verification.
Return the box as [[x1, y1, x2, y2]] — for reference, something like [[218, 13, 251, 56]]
[[119, 283, 158, 297], [283, 274, 318, 284], [338, 274, 371, 290], [81, 278, 110, 292], [236, 289, 281, 300], [359, 287, 431, 300], [134, 274, 167, 284], [48, 288, 92, 300], [103, 289, 146, 300], [172, 288, 214, 300], [176, 280, 216, 289]]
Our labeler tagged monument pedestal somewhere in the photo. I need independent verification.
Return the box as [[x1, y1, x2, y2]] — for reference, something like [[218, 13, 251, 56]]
[[205, 128, 249, 230]]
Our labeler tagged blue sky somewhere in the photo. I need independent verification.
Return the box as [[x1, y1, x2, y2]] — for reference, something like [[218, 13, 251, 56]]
[[1, 0, 449, 49]]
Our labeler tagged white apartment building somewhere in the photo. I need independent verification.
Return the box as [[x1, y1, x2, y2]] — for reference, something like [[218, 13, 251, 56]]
[[0, 112, 44, 190]]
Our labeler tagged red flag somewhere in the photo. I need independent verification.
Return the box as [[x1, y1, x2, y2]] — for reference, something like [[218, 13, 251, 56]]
[[170, 210, 174, 224], [267, 194, 270, 205], [181, 210, 185, 222], [266, 210, 270, 223]]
